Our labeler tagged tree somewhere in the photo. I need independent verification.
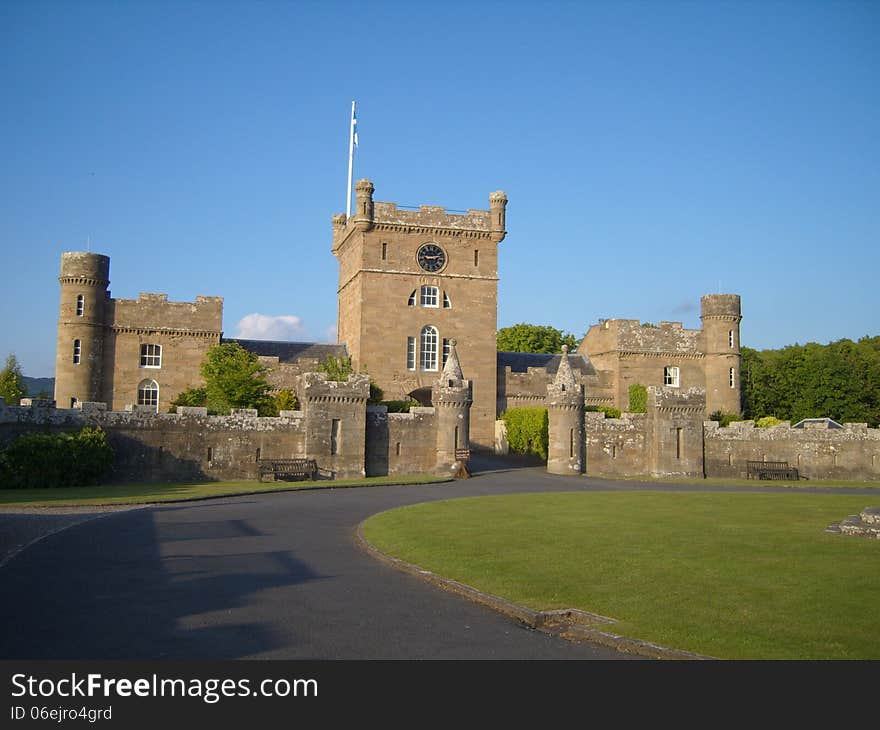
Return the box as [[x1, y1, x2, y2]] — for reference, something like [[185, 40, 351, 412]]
[[316, 355, 383, 404], [496, 324, 578, 353], [169, 343, 274, 415], [0, 354, 26, 406], [628, 383, 647, 413], [274, 388, 298, 412]]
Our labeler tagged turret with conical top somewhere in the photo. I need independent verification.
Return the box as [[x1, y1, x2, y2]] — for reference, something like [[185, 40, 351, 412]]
[[546, 345, 584, 475], [432, 340, 472, 475]]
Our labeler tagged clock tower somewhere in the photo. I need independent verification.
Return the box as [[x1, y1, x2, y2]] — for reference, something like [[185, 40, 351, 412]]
[[332, 179, 507, 449]]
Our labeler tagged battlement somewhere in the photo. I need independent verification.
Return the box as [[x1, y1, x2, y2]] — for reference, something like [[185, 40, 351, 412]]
[[107, 292, 223, 333], [582, 318, 702, 356], [370, 202, 493, 232]]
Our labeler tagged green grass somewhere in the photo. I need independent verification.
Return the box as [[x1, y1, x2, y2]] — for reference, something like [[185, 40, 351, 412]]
[[609, 475, 880, 489], [362, 491, 880, 659], [0, 473, 449, 507]]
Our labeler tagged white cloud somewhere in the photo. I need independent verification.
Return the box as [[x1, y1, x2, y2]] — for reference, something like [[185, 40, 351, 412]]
[[235, 313, 308, 341], [323, 325, 338, 343]]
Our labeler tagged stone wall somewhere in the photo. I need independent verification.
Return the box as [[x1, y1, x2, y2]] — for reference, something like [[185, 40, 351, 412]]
[[365, 406, 437, 476], [705, 419, 880, 481], [583, 411, 650, 476], [1, 367, 469, 483]]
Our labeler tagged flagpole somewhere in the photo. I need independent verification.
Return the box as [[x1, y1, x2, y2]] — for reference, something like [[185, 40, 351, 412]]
[[346, 100, 355, 218]]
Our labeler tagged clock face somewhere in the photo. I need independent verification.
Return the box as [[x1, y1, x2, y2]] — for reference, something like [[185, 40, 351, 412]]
[[417, 243, 446, 272]]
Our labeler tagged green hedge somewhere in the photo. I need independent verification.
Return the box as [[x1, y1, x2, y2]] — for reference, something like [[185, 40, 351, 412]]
[[383, 400, 421, 413], [0, 427, 114, 489], [628, 383, 647, 413], [501, 407, 549, 461], [585, 405, 622, 418]]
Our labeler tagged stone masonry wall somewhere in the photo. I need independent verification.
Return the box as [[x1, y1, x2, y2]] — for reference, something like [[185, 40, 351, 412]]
[[365, 406, 437, 476], [583, 411, 650, 477], [705, 420, 880, 481]]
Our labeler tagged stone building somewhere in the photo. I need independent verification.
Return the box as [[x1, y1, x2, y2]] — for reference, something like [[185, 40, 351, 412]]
[[332, 180, 507, 449], [52, 180, 753, 476], [576, 294, 742, 417]]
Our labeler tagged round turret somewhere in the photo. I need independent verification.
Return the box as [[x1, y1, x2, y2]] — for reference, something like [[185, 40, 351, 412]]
[[353, 178, 375, 231], [54, 252, 110, 408], [546, 345, 584, 474], [489, 190, 507, 243], [700, 293, 742, 415]]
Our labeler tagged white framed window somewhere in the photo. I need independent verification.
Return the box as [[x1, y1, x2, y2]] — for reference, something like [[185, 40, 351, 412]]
[[442, 291, 451, 309], [72, 339, 81, 365], [728, 329, 735, 348], [442, 338, 451, 366], [663, 366, 680, 387], [137, 379, 159, 411], [76, 295, 84, 317], [406, 336, 416, 370], [420, 325, 438, 371], [729, 367, 736, 389], [420, 285, 439, 308], [407, 290, 416, 307], [140, 343, 162, 368]]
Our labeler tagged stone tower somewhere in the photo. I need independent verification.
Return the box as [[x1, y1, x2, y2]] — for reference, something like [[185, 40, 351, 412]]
[[700, 294, 742, 416], [54, 252, 110, 408], [332, 180, 506, 449], [546, 345, 584, 475], [432, 340, 472, 474]]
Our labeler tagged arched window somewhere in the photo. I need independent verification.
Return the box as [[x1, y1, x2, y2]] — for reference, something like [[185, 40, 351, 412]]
[[420, 326, 438, 371], [407, 290, 416, 307], [137, 379, 159, 411], [76, 295, 84, 317], [72, 339, 81, 364], [420, 286, 439, 307], [442, 291, 451, 309]]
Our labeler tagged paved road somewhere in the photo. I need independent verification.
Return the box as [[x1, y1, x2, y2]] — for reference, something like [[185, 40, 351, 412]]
[[1, 460, 876, 660]]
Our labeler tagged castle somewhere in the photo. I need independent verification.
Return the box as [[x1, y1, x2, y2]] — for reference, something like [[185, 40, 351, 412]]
[[33, 180, 878, 482], [52, 181, 741, 449]]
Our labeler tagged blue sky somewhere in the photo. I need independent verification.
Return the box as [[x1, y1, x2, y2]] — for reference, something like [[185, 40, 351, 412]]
[[1, 0, 877, 377]]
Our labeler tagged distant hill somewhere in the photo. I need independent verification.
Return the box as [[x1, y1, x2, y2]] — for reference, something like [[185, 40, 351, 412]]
[[22, 376, 55, 398]]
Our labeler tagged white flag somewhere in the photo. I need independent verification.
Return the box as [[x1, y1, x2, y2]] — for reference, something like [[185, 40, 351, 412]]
[[352, 108, 359, 148]]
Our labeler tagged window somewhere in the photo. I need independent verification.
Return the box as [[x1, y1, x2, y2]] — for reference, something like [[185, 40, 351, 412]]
[[474, 250, 479, 267], [442, 338, 451, 366], [729, 367, 736, 389], [675, 428, 683, 460], [140, 344, 162, 368], [442, 291, 451, 309], [407, 290, 416, 307], [420, 326, 438, 371], [76, 295, 84, 317], [137, 379, 159, 411], [331, 419, 340, 455], [381, 242, 387, 260], [663, 366, 680, 387], [420, 285, 439, 308], [406, 337, 416, 370], [72, 339, 81, 364], [728, 329, 735, 348]]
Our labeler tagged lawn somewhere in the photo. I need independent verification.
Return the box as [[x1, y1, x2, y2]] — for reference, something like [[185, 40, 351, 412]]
[[362, 491, 880, 659], [0, 473, 448, 507]]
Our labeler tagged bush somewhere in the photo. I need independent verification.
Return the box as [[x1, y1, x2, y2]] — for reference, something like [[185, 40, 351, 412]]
[[585, 405, 622, 418], [628, 383, 647, 413], [501, 407, 549, 461], [383, 400, 420, 413], [1, 427, 114, 488], [756, 416, 785, 428], [709, 410, 744, 427], [274, 389, 298, 412]]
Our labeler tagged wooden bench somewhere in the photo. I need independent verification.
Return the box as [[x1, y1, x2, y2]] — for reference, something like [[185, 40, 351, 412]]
[[746, 460, 799, 481], [258, 458, 318, 482]]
